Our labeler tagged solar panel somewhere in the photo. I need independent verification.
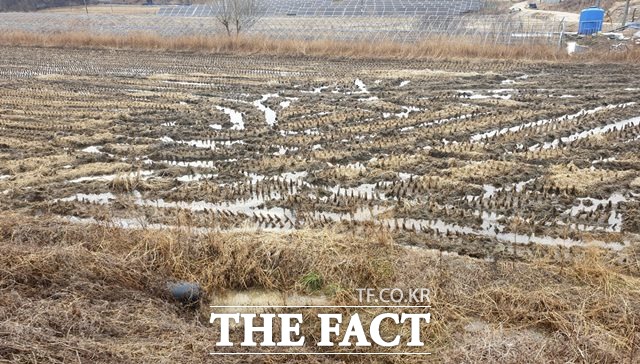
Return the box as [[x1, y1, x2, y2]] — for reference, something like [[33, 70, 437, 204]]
[[156, 0, 487, 18], [0, 0, 566, 46]]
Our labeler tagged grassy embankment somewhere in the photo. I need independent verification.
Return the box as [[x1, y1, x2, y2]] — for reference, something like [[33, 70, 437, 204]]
[[0, 31, 639, 63], [1, 213, 639, 362]]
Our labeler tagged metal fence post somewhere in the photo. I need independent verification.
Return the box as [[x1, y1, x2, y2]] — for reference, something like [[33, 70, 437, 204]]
[[558, 17, 565, 50], [622, 0, 631, 27]]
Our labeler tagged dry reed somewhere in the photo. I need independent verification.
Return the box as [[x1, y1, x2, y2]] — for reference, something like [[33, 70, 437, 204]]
[[1, 212, 639, 363], [0, 30, 638, 63]]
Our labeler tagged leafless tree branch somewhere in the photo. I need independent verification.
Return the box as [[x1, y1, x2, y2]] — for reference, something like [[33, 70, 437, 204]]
[[210, 0, 261, 37]]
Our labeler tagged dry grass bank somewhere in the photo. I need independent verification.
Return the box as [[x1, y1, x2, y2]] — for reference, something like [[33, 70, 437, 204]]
[[0, 30, 638, 63], [40, 4, 158, 15], [1, 213, 639, 363]]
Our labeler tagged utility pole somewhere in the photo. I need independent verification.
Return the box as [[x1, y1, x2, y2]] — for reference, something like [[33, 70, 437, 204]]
[[621, 0, 630, 27]]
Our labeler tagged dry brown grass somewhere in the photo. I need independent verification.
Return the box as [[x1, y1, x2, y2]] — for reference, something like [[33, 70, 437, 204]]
[[0, 30, 638, 63], [40, 4, 158, 15], [1, 212, 639, 363], [545, 163, 635, 194]]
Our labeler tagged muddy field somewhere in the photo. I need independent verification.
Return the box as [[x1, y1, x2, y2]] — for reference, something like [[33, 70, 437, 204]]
[[2, 46, 640, 363], [0, 46, 639, 261]]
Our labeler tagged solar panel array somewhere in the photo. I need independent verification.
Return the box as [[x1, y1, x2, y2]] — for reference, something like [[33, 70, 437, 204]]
[[157, 0, 485, 17], [0, 11, 566, 46], [248, 15, 565, 45]]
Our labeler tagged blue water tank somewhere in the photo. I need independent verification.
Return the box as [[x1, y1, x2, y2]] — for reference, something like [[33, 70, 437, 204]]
[[579, 7, 605, 35]]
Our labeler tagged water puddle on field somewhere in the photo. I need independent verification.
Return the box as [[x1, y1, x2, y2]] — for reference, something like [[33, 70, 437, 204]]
[[384, 106, 420, 119], [171, 139, 245, 150], [59, 192, 116, 204], [56, 185, 624, 251], [465, 179, 537, 202], [592, 157, 616, 164], [176, 173, 218, 182], [159, 160, 218, 168], [68, 170, 153, 183], [359, 96, 379, 103], [354, 79, 369, 94], [564, 193, 627, 216], [457, 90, 513, 100], [560, 193, 630, 232], [279, 130, 300, 136], [326, 183, 387, 201], [279, 100, 291, 108], [272, 145, 300, 155], [626, 135, 640, 143], [215, 106, 244, 130], [395, 215, 622, 250], [253, 94, 278, 127], [301, 86, 329, 94], [471, 102, 636, 143], [534, 114, 640, 151], [278, 171, 308, 182], [81, 146, 103, 154]]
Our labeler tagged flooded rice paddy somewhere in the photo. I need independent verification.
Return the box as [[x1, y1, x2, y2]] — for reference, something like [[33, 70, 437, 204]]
[[1, 46, 639, 259]]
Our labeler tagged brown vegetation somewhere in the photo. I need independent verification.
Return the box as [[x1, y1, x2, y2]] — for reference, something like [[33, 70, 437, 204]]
[[0, 0, 154, 12], [0, 30, 638, 63], [1, 213, 639, 362], [1, 41, 639, 363]]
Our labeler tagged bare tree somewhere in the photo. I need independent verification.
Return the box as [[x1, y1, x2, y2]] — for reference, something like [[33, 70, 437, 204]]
[[212, 0, 260, 37], [216, 0, 233, 36]]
